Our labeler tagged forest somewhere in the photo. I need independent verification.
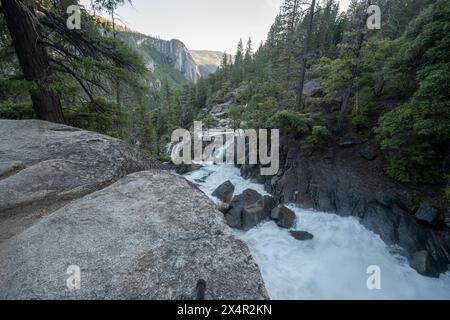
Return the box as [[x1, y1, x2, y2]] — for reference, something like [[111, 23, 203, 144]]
[[0, 0, 449, 200]]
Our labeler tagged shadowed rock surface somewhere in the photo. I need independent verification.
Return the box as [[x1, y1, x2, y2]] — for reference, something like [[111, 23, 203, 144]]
[[0, 170, 268, 300]]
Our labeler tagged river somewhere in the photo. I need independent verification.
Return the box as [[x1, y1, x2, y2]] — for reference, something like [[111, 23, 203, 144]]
[[184, 163, 450, 300]]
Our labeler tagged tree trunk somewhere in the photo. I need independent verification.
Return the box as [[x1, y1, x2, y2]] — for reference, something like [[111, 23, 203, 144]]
[[295, 0, 316, 112], [111, 8, 121, 105], [1, 0, 65, 123]]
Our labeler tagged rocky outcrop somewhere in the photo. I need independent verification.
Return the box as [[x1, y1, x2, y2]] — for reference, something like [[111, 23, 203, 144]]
[[0, 120, 165, 243], [0, 171, 268, 300], [0, 120, 268, 300]]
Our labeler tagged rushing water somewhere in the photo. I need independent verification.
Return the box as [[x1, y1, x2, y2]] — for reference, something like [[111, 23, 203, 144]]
[[184, 164, 450, 300]]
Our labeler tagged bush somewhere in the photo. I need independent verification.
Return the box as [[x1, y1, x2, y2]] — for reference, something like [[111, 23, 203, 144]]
[[352, 88, 376, 127], [301, 125, 330, 154], [267, 111, 311, 137], [229, 105, 243, 130], [0, 102, 34, 119], [384, 144, 444, 185], [246, 97, 279, 129], [65, 98, 128, 139]]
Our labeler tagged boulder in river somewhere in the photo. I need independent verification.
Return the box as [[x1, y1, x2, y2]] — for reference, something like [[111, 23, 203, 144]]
[[225, 189, 263, 228], [290, 231, 314, 241], [212, 180, 235, 204], [241, 195, 278, 231], [410, 251, 432, 276], [225, 190, 277, 230], [271, 205, 297, 229]]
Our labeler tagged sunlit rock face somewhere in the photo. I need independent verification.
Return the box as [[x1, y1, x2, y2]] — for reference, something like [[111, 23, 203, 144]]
[[145, 38, 201, 83]]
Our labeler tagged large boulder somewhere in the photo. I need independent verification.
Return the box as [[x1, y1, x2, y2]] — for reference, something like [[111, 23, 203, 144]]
[[225, 190, 277, 230], [0, 120, 165, 243], [242, 196, 278, 231], [272, 205, 297, 229], [212, 181, 235, 204], [0, 170, 268, 300], [225, 189, 263, 228]]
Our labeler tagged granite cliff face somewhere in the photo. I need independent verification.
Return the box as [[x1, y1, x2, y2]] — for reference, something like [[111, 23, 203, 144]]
[[134, 34, 201, 83]]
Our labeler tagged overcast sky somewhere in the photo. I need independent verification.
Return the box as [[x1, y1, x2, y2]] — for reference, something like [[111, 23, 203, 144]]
[[80, 0, 351, 53]]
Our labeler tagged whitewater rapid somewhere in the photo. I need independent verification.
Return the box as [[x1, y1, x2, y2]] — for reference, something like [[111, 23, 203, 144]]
[[184, 164, 450, 300]]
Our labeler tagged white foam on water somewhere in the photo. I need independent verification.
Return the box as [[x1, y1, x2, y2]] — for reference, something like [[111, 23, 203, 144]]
[[184, 164, 450, 300]]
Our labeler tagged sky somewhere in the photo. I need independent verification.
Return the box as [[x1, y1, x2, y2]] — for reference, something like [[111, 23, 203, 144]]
[[80, 0, 351, 53]]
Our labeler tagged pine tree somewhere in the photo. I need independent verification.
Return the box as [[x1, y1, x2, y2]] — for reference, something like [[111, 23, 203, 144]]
[[295, 0, 317, 112], [244, 37, 253, 62], [234, 38, 244, 66]]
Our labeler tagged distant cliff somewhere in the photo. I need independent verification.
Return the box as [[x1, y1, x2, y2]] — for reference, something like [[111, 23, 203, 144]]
[[144, 37, 201, 83], [118, 32, 201, 87], [190, 50, 234, 77]]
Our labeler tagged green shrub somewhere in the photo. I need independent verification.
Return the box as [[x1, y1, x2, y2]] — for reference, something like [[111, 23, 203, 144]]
[[384, 144, 444, 185], [352, 88, 376, 127], [0, 102, 34, 119], [301, 125, 330, 154], [229, 105, 243, 130], [267, 111, 311, 137], [65, 98, 127, 139]]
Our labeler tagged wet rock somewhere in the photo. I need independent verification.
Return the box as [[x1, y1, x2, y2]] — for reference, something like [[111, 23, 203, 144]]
[[217, 202, 231, 214], [290, 231, 314, 241], [415, 203, 439, 225], [241, 196, 277, 231], [212, 180, 235, 204], [272, 205, 296, 229], [225, 189, 263, 229], [361, 204, 398, 245], [410, 251, 431, 276]]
